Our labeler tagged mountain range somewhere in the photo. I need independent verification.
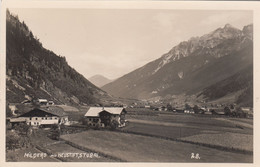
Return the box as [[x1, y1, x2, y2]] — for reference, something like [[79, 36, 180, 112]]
[[6, 9, 253, 107], [88, 75, 113, 88], [102, 24, 253, 107], [6, 10, 110, 105]]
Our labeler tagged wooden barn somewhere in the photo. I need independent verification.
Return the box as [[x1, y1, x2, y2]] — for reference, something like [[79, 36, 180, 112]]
[[84, 107, 127, 128], [9, 107, 69, 127]]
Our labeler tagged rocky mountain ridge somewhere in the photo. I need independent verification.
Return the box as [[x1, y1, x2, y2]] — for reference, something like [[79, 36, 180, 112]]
[[102, 23, 253, 107]]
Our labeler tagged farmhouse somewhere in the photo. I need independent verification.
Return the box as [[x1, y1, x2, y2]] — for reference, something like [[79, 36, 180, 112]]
[[84, 107, 127, 128], [36, 99, 48, 105], [21, 100, 32, 105], [240, 107, 252, 113], [9, 107, 69, 127], [84, 107, 103, 128]]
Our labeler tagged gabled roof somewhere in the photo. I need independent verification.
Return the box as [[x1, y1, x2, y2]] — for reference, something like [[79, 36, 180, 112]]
[[84, 107, 125, 117], [84, 107, 103, 117], [38, 99, 48, 102], [104, 107, 125, 115]]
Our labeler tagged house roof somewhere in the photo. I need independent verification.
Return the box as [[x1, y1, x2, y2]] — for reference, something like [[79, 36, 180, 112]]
[[38, 99, 48, 102], [104, 107, 125, 115], [84, 107, 125, 117], [84, 107, 103, 117], [19, 107, 68, 117], [9, 117, 26, 123]]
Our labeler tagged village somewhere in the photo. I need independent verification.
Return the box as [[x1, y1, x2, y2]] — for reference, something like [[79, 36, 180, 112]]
[[7, 97, 253, 129], [6, 97, 253, 162]]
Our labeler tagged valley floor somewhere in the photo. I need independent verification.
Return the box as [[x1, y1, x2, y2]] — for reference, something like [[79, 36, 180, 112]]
[[6, 111, 253, 163]]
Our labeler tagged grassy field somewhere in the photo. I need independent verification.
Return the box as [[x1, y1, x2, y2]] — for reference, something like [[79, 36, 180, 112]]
[[121, 122, 202, 138], [7, 108, 253, 162], [121, 112, 253, 153], [6, 128, 114, 162], [181, 132, 253, 152], [127, 113, 252, 129], [61, 130, 252, 162], [56, 105, 79, 112]]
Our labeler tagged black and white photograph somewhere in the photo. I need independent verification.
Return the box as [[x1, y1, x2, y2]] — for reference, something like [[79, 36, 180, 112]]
[[1, 0, 260, 165]]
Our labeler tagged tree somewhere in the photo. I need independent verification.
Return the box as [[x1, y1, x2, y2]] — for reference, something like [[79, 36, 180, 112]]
[[13, 122, 30, 136], [49, 124, 60, 140], [166, 104, 173, 111], [193, 105, 200, 114], [110, 120, 119, 130], [224, 106, 231, 116], [6, 133, 19, 150], [185, 103, 191, 110], [79, 117, 88, 125]]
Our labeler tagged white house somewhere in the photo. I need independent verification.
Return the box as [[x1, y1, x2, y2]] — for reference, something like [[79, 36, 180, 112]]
[[9, 107, 69, 127]]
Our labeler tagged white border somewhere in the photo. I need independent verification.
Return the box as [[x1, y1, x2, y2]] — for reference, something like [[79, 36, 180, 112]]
[[1, 0, 260, 167]]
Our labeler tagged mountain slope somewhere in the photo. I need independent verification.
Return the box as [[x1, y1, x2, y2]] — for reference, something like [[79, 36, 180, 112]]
[[88, 75, 112, 88], [6, 10, 108, 105], [102, 24, 253, 106], [198, 64, 253, 107]]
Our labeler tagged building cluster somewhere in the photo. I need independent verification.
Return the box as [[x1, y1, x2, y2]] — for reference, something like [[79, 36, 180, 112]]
[[7, 106, 128, 130], [21, 98, 54, 106]]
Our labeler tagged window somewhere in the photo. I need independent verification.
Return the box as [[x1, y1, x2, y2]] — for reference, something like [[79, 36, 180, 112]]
[[29, 117, 32, 120], [42, 117, 44, 120], [49, 117, 52, 120], [55, 117, 57, 120], [89, 118, 92, 121], [35, 118, 38, 120]]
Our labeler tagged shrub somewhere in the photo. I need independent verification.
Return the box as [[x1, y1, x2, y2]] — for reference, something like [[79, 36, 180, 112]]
[[13, 122, 30, 135], [6, 131, 31, 151], [110, 120, 119, 130]]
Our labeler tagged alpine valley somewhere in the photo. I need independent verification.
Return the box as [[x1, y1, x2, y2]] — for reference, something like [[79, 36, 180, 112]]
[[102, 24, 253, 107]]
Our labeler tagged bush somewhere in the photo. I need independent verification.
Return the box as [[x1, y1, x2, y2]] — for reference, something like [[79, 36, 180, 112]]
[[79, 117, 88, 125], [185, 103, 191, 110], [13, 123, 30, 135], [6, 131, 31, 151], [110, 120, 119, 130], [193, 105, 200, 114], [224, 106, 231, 116], [6, 133, 20, 150], [50, 124, 60, 140]]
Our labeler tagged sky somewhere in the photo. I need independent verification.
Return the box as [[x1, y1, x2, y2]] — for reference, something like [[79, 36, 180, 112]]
[[9, 9, 252, 79]]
